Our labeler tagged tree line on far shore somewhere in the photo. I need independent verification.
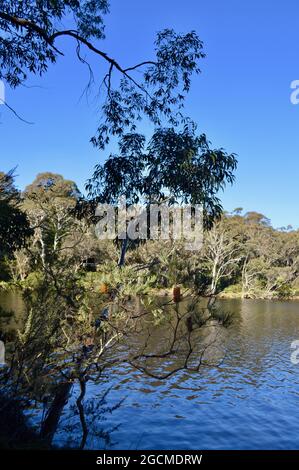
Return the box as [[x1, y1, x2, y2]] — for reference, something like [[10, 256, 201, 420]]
[[1, 170, 298, 299]]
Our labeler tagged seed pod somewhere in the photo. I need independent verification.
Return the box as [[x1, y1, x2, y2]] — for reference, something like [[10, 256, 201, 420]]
[[99, 283, 109, 294], [173, 286, 181, 303]]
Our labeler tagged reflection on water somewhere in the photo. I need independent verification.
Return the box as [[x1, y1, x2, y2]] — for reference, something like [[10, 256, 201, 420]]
[[1, 294, 299, 450]]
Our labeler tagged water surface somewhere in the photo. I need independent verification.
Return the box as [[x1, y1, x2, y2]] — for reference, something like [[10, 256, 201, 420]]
[[1, 294, 299, 449]]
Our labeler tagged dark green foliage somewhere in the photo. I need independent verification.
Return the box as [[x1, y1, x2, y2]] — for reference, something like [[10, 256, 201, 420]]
[[0, 170, 32, 260], [0, 394, 49, 449], [92, 29, 205, 148], [87, 126, 237, 225], [0, 2, 204, 148], [0, 1, 109, 86]]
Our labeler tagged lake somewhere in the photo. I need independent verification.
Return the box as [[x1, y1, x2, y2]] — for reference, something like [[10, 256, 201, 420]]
[[1, 291, 299, 450]]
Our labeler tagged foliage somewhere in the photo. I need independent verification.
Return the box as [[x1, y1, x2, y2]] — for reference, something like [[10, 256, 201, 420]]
[[82, 263, 157, 297], [87, 127, 237, 225], [1, 170, 298, 300], [24, 172, 80, 199], [0, 2, 205, 147], [0, 171, 32, 262]]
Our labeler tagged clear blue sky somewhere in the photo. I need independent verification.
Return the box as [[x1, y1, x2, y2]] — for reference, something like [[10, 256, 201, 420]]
[[1, 0, 299, 228]]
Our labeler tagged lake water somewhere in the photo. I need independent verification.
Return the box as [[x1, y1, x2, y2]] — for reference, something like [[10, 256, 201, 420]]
[[1, 292, 299, 450]]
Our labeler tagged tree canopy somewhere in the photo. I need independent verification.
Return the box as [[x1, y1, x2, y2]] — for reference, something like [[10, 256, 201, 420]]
[[0, 1, 205, 148], [24, 172, 81, 200], [87, 126, 237, 225]]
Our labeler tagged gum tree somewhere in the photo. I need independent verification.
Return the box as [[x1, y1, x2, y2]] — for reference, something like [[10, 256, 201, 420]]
[[0, 1, 204, 148], [86, 126, 238, 265]]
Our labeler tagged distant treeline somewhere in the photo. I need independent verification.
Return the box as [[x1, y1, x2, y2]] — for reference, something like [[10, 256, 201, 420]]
[[1, 170, 298, 299]]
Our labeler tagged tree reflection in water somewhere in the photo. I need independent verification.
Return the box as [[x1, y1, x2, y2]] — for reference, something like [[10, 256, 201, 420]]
[[50, 382, 124, 449], [0, 281, 231, 449]]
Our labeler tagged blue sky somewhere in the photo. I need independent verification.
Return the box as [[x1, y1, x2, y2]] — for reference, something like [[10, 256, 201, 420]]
[[1, 0, 299, 228]]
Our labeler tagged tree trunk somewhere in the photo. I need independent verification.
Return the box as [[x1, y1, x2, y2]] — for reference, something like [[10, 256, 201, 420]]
[[77, 380, 88, 449], [40, 382, 72, 443], [118, 237, 128, 267]]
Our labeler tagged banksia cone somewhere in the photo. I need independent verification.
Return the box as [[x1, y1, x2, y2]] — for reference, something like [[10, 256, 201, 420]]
[[99, 283, 109, 294], [173, 286, 181, 303]]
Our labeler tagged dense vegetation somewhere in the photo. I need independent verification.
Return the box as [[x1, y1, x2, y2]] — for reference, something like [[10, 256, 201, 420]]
[[0, 168, 236, 447], [1, 173, 299, 298], [1, 171, 298, 300]]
